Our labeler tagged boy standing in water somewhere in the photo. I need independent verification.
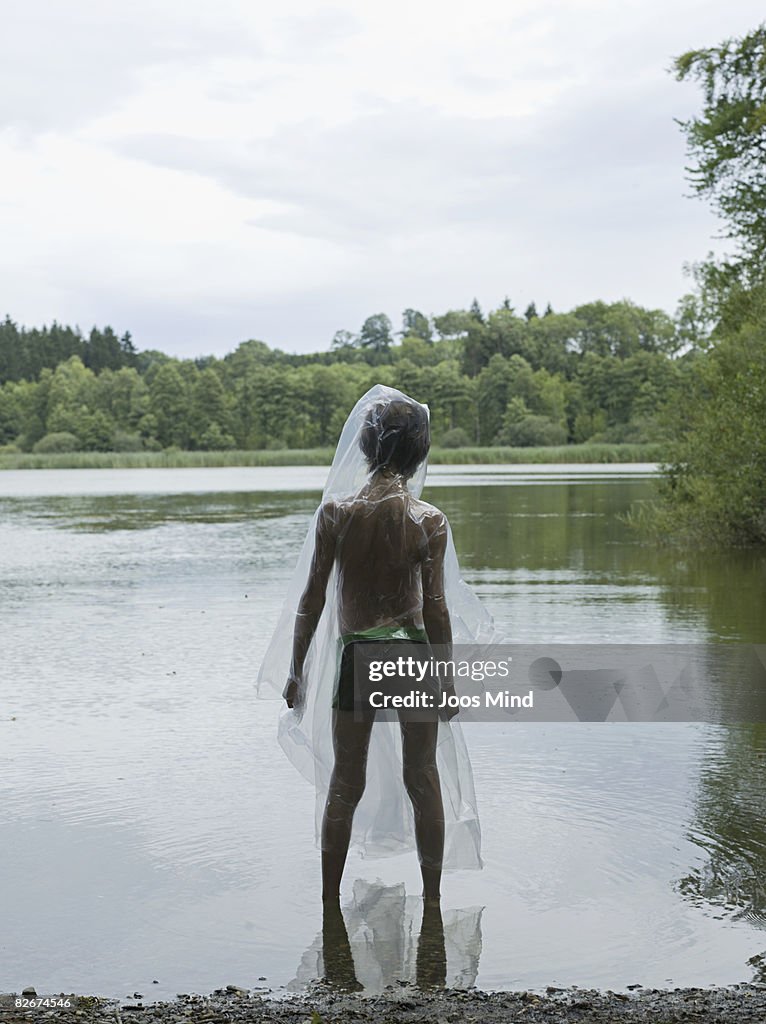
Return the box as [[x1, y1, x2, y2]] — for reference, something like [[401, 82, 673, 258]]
[[284, 397, 458, 901]]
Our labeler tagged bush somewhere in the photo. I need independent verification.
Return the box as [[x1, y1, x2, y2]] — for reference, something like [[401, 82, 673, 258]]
[[649, 318, 766, 545], [0, 443, 20, 455], [440, 427, 472, 448], [588, 417, 670, 445], [495, 416, 568, 447], [33, 431, 80, 453], [198, 423, 236, 450], [112, 431, 144, 452], [78, 410, 115, 451]]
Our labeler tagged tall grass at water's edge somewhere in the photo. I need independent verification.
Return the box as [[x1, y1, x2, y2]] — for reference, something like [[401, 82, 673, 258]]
[[0, 443, 668, 470]]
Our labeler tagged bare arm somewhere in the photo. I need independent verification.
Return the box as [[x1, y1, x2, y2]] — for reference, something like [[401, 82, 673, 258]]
[[421, 515, 451, 651], [285, 503, 338, 707], [421, 514, 460, 719]]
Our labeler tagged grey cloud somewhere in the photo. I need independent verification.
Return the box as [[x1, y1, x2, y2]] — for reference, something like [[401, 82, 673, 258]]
[[113, 73, 691, 244], [453, 73, 507, 94], [3, 0, 750, 357], [205, 73, 290, 105], [113, 109, 522, 242], [0, 1, 262, 134], [273, 8, 361, 58]]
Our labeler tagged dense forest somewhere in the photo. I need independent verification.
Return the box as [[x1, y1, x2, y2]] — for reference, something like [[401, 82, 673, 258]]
[[0, 295, 705, 454]]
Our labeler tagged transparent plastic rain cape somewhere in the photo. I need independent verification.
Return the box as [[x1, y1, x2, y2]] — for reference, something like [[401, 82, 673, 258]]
[[256, 384, 496, 870]]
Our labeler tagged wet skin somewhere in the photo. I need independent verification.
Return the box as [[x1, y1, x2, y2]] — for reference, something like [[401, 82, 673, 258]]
[[285, 467, 455, 900]]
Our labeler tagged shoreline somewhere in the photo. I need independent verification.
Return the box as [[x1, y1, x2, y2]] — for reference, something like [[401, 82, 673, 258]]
[[0, 442, 668, 471], [4, 984, 766, 1024]]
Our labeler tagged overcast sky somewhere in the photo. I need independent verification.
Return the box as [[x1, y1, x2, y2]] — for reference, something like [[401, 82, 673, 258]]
[[2, 2, 762, 357]]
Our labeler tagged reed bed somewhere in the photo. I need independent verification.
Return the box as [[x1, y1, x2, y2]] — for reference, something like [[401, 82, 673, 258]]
[[0, 443, 667, 471]]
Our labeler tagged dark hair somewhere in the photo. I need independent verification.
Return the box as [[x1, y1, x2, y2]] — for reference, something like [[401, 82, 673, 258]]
[[360, 397, 430, 479]]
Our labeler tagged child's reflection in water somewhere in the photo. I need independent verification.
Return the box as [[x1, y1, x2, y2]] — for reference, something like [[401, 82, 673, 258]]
[[415, 900, 448, 989], [291, 881, 482, 993], [321, 894, 446, 990], [321, 898, 363, 991]]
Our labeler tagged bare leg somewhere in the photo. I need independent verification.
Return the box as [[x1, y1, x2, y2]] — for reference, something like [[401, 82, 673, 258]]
[[321, 709, 374, 900], [400, 718, 444, 899]]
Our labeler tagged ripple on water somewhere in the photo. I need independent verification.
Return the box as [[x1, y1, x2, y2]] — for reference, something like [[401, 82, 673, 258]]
[[2, 473, 765, 996]]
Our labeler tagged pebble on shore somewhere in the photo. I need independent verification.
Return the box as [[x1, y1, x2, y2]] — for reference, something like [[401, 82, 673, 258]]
[[3, 984, 766, 1024]]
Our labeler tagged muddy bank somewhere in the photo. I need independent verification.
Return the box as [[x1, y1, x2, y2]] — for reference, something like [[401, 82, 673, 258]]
[[4, 984, 766, 1024]]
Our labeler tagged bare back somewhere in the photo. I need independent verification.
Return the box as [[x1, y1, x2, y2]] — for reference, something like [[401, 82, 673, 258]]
[[287, 469, 452, 700], [327, 477, 445, 634]]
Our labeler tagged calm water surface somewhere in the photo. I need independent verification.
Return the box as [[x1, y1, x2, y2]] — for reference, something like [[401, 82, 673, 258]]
[[1, 465, 765, 998]]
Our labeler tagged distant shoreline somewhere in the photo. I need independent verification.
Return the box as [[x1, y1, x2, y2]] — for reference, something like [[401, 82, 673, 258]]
[[0, 442, 668, 471]]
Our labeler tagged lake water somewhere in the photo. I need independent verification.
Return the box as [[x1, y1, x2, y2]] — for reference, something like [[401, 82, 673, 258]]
[[2, 465, 765, 999]]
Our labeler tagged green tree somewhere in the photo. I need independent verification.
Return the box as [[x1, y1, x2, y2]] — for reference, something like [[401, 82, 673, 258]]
[[33, 432, 80, 453], [76, 409, 116, 451], [533, 368, 568, 425], [395, 335, 436, 367], [429, 360, 475, 437], [476, 354, 513, 443], [526, 312, 580, 376], [16, 372, 50, 448], [674, 292, 715, 351], [45, 357, 97, 438], [572, 300, 678, 358], [0, 381, 23, 444], [401, 309, 432, 342], [192, 367, 230, 446], [496, 412, 567, 447], [673, 24, 766, 284], [0, 317, 25, 381], [296, 364, 357, 446], [634, 24, 766, 544], [647, 297, 766, 544], [462, 308, 534, 377], [433, 309, 474, 340], [149, 362, 191, 447], [359, 314, 393, 354], [331, 329, 357, 350], [95, 367, 148, 429], [392, 359, 427, 404], [198, 422, 235, 450], [84, 326, 126, 373]]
